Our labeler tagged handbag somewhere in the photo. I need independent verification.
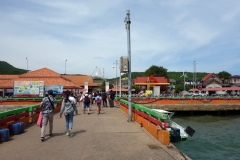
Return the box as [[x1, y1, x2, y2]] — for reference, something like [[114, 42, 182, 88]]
[[37, 112, 43, 127]]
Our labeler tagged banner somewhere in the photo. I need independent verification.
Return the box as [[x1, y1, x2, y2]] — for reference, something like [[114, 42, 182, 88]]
[[14, 81, 44, 97], [84, 82, 88, 92], [105, 82, 109, 92], [44, 85, 64, 95]]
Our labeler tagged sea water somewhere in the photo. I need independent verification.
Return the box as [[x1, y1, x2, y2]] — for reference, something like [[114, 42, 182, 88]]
[[172, 115, 240, 160]]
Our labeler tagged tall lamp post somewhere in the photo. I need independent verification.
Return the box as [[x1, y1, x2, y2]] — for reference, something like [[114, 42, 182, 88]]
[[26, 57, 28, 72], [65, 59, 67, 74], [193, 61, 198, 89], [113, 60, 119, 96], [125, 10, 132, 122]]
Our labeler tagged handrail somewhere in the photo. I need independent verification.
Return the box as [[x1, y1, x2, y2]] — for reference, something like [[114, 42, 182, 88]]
[[0, 99, 62, 119], [120, 99, 168, 121]]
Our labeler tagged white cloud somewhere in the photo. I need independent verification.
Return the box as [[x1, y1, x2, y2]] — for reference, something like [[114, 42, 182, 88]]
[[0, 0, 240, 77]]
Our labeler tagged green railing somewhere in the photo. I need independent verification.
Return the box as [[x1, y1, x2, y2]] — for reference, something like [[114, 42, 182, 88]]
[[120, 99, 168, 120], [0, 99, 62, 119]]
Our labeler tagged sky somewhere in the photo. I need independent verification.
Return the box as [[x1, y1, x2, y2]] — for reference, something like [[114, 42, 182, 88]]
[[0, 0, 240, 78]]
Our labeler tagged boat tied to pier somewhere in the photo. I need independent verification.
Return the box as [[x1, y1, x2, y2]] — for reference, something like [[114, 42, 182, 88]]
[[152, 109, 195, 142]]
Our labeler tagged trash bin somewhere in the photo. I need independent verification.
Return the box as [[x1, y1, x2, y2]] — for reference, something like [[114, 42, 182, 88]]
[[0, 128, 10, 142], [9, 122, 24, 135]]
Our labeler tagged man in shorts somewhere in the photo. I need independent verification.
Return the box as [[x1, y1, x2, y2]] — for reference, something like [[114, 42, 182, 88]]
[[83, 94, 91, 115]]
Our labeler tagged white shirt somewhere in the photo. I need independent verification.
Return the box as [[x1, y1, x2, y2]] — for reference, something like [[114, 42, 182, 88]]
[[69, 96, 77, 104]]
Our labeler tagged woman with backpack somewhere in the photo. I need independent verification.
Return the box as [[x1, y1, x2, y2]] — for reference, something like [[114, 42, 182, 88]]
[[83, 93, 91, 115], [59, 90, 78, 137], [95, 93, 102, 115]]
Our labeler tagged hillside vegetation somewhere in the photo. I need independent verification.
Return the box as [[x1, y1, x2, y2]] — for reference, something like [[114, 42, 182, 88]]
[[0, 61, 208, 81], [122, 71, 208, 82], [167, 71, 208, 82], [0, 61, 27, 74]]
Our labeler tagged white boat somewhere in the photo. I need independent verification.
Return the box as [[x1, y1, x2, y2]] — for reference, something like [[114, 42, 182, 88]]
[[152, 109, 193, 140]]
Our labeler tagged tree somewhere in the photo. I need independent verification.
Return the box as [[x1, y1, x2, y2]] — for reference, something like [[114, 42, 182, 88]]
[[132, 85, 140, 93], [145, 65, 168, 78], [174, 84, 192, 93], [217, 71, 231, 83], [100, 81, 114, 91]]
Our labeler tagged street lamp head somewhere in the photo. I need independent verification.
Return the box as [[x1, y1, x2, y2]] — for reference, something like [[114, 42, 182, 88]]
[[112, 65, 115, 68]]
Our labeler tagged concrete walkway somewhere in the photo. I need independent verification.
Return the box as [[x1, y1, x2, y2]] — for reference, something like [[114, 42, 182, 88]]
[[0, 105, 189, 160]]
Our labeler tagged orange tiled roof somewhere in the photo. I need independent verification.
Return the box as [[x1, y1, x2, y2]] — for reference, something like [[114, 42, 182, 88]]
[[13, 78, 80, 89], [62, 75, 101, 87], [0, 75, 19, 80], [202, 73, 221, 82], [134, 76, 169, 83], [20, 68, 60, 78], [0, 68, 81, 89], [0, 80, 14, 88]]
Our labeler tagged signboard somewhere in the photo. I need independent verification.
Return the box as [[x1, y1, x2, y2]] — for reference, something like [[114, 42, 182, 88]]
[[153, 86, 160, 96], [84, 82, 88, 92], [44, 85, 64, 95], [14, 81, 44, 97], [105, 82, 109, 92]]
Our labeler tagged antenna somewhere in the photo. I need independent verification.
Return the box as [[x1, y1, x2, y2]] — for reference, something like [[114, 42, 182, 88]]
[[91, 66, 103, 79], [180, 71, 188, 91]]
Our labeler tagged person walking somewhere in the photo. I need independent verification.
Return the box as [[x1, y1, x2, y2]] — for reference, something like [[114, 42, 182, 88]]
[[79, 92, 85, 111], [108, 90, 115, 108], [101, 91, 107, 107], [89, 92, 93, 111], [95, 92, 102, 114], [83, 93, 91, 115], [40, 90, 57, 142], [59, 90, 78, 137], [70, 91, 78, 115]]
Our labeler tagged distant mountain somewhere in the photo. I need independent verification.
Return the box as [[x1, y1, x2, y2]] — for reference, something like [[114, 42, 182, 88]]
[[0, 61, 28, 75]]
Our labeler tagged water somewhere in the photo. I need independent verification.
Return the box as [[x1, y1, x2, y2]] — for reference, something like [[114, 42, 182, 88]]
[[172, 115, 240, 160]]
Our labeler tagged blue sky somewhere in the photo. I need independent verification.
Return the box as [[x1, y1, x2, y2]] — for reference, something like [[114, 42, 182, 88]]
[[0, 0, 240, 78]]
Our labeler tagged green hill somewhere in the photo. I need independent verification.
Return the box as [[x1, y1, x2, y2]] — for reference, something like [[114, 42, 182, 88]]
[[0, 61, 28, 75], [0, 60, 208, 81], [167, 71, 208, 82], [121, 71, 208, 82]]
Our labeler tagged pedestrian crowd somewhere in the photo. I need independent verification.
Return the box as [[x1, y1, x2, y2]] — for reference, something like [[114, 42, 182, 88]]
[[39, 89, 115, 142]]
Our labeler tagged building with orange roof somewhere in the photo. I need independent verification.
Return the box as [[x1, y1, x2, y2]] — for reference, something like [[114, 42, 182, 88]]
[[189, 73, 240, 95], [62, 75, 101, 91], [0, 68, 100, 97], [133, 75, 170, 94]]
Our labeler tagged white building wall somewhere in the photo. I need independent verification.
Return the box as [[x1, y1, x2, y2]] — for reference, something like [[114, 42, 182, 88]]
[[153, 86, 160, 96], [206, 83, 222, 88]]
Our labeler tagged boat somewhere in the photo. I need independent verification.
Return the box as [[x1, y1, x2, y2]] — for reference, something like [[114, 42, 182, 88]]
[[152, 109, 195, 142]]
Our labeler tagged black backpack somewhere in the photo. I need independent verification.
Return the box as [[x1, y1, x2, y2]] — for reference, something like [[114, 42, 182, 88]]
[[84, 96, 90, 104]]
